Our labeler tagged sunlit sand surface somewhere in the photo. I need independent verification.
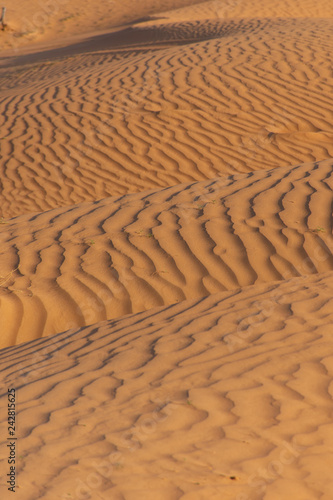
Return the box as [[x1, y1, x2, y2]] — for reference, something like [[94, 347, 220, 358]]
[[1, 1, 333, 498]]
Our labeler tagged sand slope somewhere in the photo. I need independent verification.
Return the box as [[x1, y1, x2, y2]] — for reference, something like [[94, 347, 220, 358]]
[[148, 0, 333, 23], [0, 0, 205, 50], [1, 158, 333, 347], [1, 271, 333, 499], [3, 0, 333, 52], [1, 17, 333, 216], [1, 1, 333, 499]]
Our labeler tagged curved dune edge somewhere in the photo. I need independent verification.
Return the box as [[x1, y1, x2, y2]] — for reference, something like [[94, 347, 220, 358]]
[[1, 158, 333, 347], [147, 0, 333, 23], [1, 16, 333, 216], [3, 0, 333, 52], [0, 0, 205, 50], [1, 2, 333, 499], [1, 271, 333, 499]]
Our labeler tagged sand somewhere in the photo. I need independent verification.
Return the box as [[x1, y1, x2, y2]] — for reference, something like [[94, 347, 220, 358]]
[[2, 272, 333, 499], [1, 0, 333, 499], [1, 15, 333, 216]]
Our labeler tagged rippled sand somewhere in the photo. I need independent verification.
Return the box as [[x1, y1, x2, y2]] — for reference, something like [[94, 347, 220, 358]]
[[1, 1, 333, 499]]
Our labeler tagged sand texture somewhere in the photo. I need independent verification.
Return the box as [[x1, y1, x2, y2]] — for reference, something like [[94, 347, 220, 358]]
[[1, 16, 333, 216], [1, 158, 333, 347], [1, 273, 333, 499], [1, 0, 333, 499]]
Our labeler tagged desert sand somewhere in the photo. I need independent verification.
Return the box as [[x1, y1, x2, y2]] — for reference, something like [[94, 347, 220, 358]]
[[1, 0, 333, 498]]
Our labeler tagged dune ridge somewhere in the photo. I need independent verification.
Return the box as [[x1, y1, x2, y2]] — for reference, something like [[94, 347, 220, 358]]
[[147, 0, 333, 22], [1, 158, 333, 347], [1, 271, 333, 498], [1, 1, 333, 499], [1, 17, 333, 217], [0, 0, 206, 50], [3, 0, 333, 53]]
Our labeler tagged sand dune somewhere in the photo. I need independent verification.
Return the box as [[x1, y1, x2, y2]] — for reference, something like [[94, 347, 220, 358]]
[[1, 17, 333, 216], [1, 271, 333, 499], [148, 0, 333, 23], [1, 1, 333, 499], [1, 158, 333, 347], [3, 0, 333, 52], [0, 0, 205, 50]]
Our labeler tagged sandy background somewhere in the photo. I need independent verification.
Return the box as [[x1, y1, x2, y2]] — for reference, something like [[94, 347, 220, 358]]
[[1, 0, 333, 499]]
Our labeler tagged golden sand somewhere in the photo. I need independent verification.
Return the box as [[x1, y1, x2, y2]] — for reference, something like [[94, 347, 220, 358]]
[[1, 1, 333, 498]]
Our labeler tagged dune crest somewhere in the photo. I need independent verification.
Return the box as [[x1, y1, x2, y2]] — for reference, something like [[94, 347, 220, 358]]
[[1, 271, 333, 498], [1, 17, 333, 216], [1, 1, 333, 499], [1, 159, 333, 347]]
